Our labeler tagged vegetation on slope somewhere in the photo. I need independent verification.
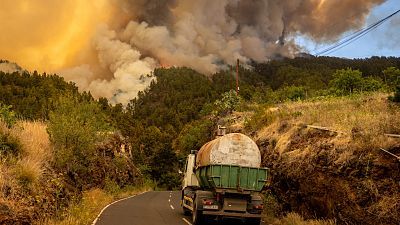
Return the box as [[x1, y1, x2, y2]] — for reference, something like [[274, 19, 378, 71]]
[[242, 93, 400, 225], [0, 100, 141, 224], [1, 56, 400, 224]]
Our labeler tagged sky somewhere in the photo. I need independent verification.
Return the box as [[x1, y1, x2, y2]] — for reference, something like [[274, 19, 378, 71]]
[[296, 0, 400, 58], [0, 0, 398, 104]]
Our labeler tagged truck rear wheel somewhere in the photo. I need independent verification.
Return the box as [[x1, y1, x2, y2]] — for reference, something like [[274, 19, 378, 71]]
[[182, 206, 191, 216], [192, 203, 203, 225]]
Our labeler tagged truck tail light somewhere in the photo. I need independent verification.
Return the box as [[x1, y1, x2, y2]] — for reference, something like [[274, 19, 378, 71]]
[[253, 204, 264, 210], [203, 199, 215, 205]]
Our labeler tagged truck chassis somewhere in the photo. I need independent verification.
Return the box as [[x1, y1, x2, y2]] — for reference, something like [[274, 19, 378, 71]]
[[182, 188, 263, 225]]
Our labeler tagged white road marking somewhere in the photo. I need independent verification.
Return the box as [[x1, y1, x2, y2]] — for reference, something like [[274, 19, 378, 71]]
[[182, 218, 192, 225], [92, 192, 146, 225], [170, 205, 175, 210], [168, 199, 171, 202]]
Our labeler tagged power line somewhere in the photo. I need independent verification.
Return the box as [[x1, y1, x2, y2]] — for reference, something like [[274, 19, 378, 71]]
[[315, 9, 400, 56]]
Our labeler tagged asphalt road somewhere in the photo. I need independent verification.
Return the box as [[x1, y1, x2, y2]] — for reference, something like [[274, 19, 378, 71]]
[[94, 191, 266, 225]]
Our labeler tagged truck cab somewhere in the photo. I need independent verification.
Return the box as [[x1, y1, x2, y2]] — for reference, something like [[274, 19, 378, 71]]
[[182, 152, 200, 189]]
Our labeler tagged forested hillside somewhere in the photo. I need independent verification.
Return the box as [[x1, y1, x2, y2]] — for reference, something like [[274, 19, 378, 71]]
[[1, 56, 400, 224]]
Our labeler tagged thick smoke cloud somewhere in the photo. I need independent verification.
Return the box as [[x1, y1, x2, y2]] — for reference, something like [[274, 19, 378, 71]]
[[0, 0, 386, 104]]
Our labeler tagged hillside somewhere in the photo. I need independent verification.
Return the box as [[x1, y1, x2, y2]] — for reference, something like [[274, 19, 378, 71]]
[[224, 93, 400, 224], [1, 56, 400, 224]]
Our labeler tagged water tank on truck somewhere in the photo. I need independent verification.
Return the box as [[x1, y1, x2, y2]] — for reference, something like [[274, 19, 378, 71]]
[[181, 132, 269, 225]]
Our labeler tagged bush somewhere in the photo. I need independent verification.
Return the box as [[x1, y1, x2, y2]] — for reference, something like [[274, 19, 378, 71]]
[[173, 119, 214, 154], [277, 86, 307, 101], [0, 104, 16, 128], [0, 123, 21, 158], [389, 85, 400, 103], [383, 67, 400, 90], [330, 68, 363, 95], [104, 177, 121, 195], [47, 94, 111, 188], [362, 77, 384, 92], [214, 90, 242, 115]]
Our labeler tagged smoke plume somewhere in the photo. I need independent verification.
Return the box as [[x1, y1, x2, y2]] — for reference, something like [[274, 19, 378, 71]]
[[0, 0, 386, 104], [0, 61, 23, 74]]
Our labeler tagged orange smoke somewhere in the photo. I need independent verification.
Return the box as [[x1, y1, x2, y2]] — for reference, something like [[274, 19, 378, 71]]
[[0, 0, 115, 72]]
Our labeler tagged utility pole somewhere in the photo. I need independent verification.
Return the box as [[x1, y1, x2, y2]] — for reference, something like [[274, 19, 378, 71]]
[[236, 59, 239, 96]]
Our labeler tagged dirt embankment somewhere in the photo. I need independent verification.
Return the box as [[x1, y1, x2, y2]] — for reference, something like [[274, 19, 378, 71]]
[[258, 124, 399, 224], [247, 95, 400, 224], [223, 94, 399, 224]]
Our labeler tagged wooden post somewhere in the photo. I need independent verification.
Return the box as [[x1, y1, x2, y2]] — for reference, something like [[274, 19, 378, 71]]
[[236, 59, 239, 96], [384, 134, 400, 138], [379, 148, 400, 162]]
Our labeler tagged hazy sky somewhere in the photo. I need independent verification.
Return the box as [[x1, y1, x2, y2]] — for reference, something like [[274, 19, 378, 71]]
[[0, 0, 397, 103], [297, 0, 400, 58]]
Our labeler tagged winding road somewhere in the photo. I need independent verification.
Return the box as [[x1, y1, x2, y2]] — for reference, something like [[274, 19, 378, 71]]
[[94, 191, 266, 225]]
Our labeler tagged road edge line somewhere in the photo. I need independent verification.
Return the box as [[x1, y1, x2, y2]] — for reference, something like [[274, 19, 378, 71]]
[[92, 191, 147, 225], [182, 218, 192, 225]]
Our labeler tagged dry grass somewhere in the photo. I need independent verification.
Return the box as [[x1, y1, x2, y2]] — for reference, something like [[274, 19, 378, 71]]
[[0, 120, 51, 195], [268, 213, 336, 225], [11, 121, 51, 165], [282, 93, 399, 145], [11, 121, 51, 186], [44, 189, 113, 225], [42, 185, 152, 225], [251, 93, 400, 224], [255, 93, 400, 151], [0, 163, 6, 195], [14, 158, 43, 187], [369, 194, 400, 220]]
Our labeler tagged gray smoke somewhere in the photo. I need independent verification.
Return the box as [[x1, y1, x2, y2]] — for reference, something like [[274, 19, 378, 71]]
[[60, 0, 386, 104]]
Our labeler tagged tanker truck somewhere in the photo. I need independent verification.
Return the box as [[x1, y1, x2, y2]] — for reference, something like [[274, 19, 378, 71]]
[[181, 131, 269, 225]]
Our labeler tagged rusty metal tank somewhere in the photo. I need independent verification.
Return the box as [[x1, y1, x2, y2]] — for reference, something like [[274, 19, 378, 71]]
[[196, 133, 261, 168]]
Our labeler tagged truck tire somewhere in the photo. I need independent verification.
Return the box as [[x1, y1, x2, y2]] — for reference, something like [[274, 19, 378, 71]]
[[192, 203, 203, 225], [182, 207, 191, 216], [246, 218, 261, 225]]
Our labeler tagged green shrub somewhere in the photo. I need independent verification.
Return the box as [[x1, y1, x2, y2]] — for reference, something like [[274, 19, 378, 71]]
[[362, 77, 384, 92], [0, 129, 21, 158], [383, 67, 400, 90], [0, 104, 16, 128], [213, 90, 243, 115], [104, 177, 121, 195], [330, 68, 363, 95], [173, 119, 214, 154], [47, 94, 111, 188], [389, 85, 400, 103], [244, 106, 279, 132], [277, 86, 307, 101]]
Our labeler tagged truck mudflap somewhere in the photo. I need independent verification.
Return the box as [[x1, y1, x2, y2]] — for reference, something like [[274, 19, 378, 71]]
[[202, 210, 262, 218]]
